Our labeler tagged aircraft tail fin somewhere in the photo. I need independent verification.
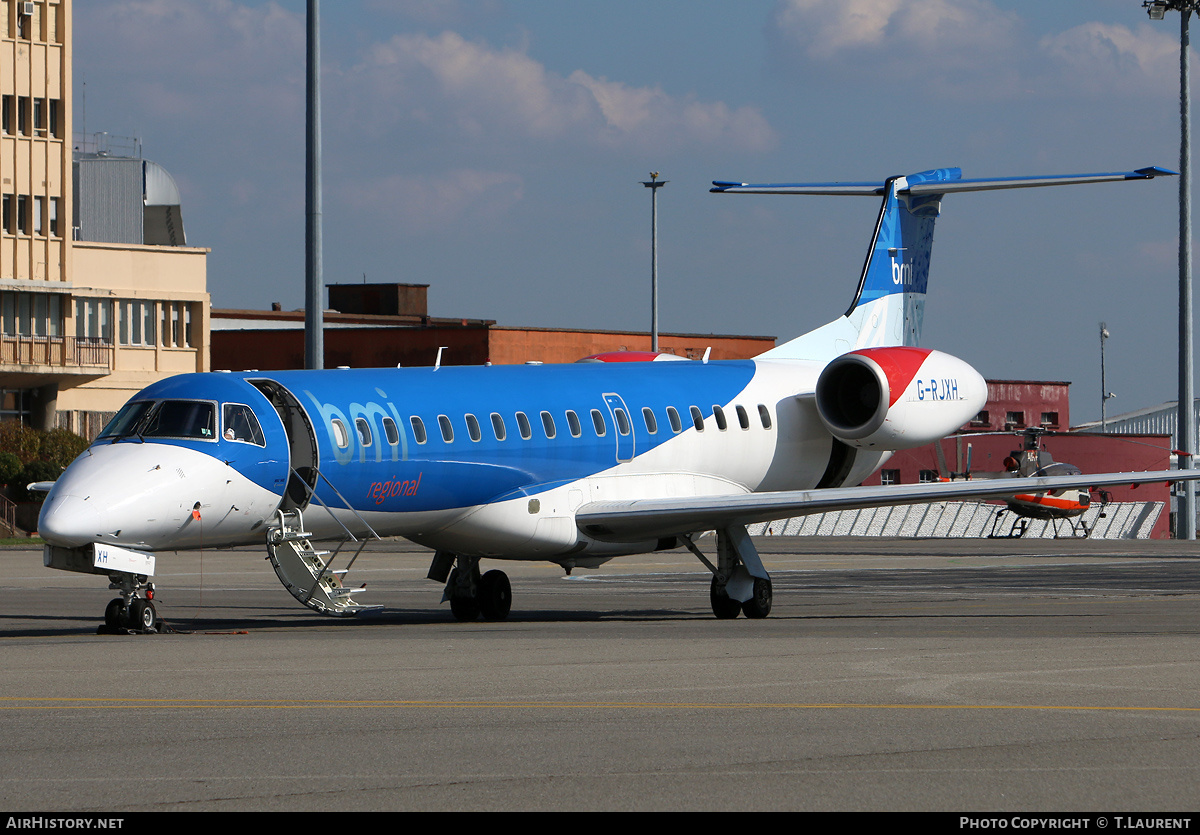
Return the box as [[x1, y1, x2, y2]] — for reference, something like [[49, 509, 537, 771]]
[[711, 166, 1174, 363]]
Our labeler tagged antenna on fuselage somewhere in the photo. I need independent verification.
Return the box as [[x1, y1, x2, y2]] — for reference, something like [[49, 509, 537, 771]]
[[434, 346, 447, 370]]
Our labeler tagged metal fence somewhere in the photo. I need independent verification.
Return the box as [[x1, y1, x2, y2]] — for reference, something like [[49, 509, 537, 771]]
[[746, 501, 1164, 540]]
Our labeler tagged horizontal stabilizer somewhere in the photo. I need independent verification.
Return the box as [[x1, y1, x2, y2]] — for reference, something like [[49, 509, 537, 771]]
[[910, 167, 1175, 195], [576, 468, 1200, 542], [710, 180, 885, 196], [711, 166, 1174, 196]]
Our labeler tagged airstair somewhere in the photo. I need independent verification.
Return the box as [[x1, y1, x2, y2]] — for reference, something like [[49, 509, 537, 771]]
[[265, 468, 384, 617]]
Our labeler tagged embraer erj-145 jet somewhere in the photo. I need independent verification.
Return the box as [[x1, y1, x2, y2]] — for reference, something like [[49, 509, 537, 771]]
[[38, 165, 1200, 630]]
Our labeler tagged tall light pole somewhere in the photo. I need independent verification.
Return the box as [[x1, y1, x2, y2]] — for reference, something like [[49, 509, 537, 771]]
[[1145, 0, 1198, 538], [305, 0, 324, 370], [641, 173, 667, 352], [1100, 322, 1114, 431]]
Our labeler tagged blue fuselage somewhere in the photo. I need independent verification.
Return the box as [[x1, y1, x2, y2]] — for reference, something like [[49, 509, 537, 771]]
[[40, 358, 886, 558]]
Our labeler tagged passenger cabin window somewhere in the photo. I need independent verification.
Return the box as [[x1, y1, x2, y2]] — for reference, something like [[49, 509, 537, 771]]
[[713, 405, 728, 431], [410, 416, 427, 444], [465, 414, 481, 442], [666, 406, 682, 434], [516, 412, 532, 440], [382, 417, 400, 446], [491, 413, 506, 441], [614, 408, 631, 436], [642, 407, 658, 434], [758, 404, 772, 430], [355, 418, 373, 447], [223, 403, 266, 446], [690, 406, 705, 432], [566, 410, 582, 438], [438, 415, 454, 443], [590, 409, 607, 437], [736, 405, 750, 430], [541, 411, 556, 439], [331, 419, 350, 449]]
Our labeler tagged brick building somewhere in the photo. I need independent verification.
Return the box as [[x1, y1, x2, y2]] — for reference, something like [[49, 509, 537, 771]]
[[211, 283, 776, 370]]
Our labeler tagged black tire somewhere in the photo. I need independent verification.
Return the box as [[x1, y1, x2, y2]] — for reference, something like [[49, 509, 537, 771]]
[[130, 599, 156, 631], [709, 576, 741, 619], [449, 595, 480, 622], [741, 577, 772, 619], [104, 598, 125, 629], [478, 570, 512, 621]]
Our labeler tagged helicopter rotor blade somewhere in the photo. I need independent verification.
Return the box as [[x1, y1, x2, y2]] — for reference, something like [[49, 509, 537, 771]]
[[934, 439, 951, 479]]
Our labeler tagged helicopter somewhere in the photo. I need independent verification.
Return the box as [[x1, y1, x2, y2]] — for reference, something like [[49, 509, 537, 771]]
[[931, 427, 1114, 538]]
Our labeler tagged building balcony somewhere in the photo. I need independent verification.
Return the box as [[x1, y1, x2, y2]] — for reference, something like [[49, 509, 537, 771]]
[[0, 335, 113, 387]]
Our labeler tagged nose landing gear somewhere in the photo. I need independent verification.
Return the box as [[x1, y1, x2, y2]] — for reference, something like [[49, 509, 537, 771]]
[[100, 573, 160, 634]]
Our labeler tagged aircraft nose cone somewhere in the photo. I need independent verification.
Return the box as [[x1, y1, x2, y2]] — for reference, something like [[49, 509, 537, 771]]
[[39, 494, 105, 548]]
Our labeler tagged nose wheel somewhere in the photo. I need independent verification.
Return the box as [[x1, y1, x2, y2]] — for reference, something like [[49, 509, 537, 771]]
[[99, 573, 160, 634], [101, 596, 159, 633]]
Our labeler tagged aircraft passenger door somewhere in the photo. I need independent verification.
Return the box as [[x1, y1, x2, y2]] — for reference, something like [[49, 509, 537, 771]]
[[250, 379, 320, 511], [602, 393, 636, 464]]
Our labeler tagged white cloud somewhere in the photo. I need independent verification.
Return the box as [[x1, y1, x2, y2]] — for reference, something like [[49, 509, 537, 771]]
[[1039, 22, 1181, 94], [79, 1, 305, 124], [770, 0, 1188, 104], [768, 0, 1023, 97], [354, 31, 777, 152], [772, 0, 1018, 62]]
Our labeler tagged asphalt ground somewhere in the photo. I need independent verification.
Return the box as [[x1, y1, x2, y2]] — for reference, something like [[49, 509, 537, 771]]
[[2, 536, 1200, 812]]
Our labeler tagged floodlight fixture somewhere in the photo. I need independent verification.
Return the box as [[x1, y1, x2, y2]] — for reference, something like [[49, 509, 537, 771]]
[[641, 173, 668, 352], [1144, 2, 1200, 20]]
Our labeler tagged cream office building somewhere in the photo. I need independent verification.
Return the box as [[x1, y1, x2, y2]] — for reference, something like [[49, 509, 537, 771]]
[[1, 0, 208, 437]]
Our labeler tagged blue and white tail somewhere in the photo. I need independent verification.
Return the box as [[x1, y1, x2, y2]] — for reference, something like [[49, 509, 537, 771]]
[[711, 166, 1174, 363]]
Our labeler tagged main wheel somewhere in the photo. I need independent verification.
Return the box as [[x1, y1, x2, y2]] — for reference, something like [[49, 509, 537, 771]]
[[741, 577, 772, 619], [478, 570, 512, 621], [709, 576, 741, 619], [129, 599, 157, 631], [449, 595, 480, 622], [104, 598, 125, 629]]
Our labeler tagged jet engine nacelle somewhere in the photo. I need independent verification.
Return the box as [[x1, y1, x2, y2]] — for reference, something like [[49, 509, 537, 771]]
[[815, 347, 987, 450]]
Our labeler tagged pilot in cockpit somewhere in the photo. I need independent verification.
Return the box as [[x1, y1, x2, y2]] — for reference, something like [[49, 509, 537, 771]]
[[222, 403, 265, 445]]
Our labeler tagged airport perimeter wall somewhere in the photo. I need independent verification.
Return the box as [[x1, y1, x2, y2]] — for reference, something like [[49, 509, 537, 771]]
[[746, 501, 1164, 540]]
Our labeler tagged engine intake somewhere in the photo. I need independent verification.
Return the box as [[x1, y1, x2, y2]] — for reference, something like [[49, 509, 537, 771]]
[[815, 347, 987, 450]]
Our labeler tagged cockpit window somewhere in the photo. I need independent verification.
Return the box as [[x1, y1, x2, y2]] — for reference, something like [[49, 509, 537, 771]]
[[142, 400, 217, 440], [223, 403, 266, 446], [97, 400, 155, 440], [97, 399, 217, 442]]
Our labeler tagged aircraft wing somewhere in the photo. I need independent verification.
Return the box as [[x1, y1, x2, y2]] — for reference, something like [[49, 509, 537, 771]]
[[575, 469, 1200, 542]]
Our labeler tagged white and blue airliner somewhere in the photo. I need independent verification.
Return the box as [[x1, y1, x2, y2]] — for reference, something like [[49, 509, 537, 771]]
[[37, 165, 1200, 630]]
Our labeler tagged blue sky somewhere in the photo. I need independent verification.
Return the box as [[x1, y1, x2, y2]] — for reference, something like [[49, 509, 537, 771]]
[[74, 1, 1198, 421]]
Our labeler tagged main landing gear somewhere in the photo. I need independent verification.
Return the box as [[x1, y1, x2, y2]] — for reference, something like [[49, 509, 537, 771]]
[[428, 552, 512, 622], [685, 526, 773, 620], [100, 572, 160, 634]]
